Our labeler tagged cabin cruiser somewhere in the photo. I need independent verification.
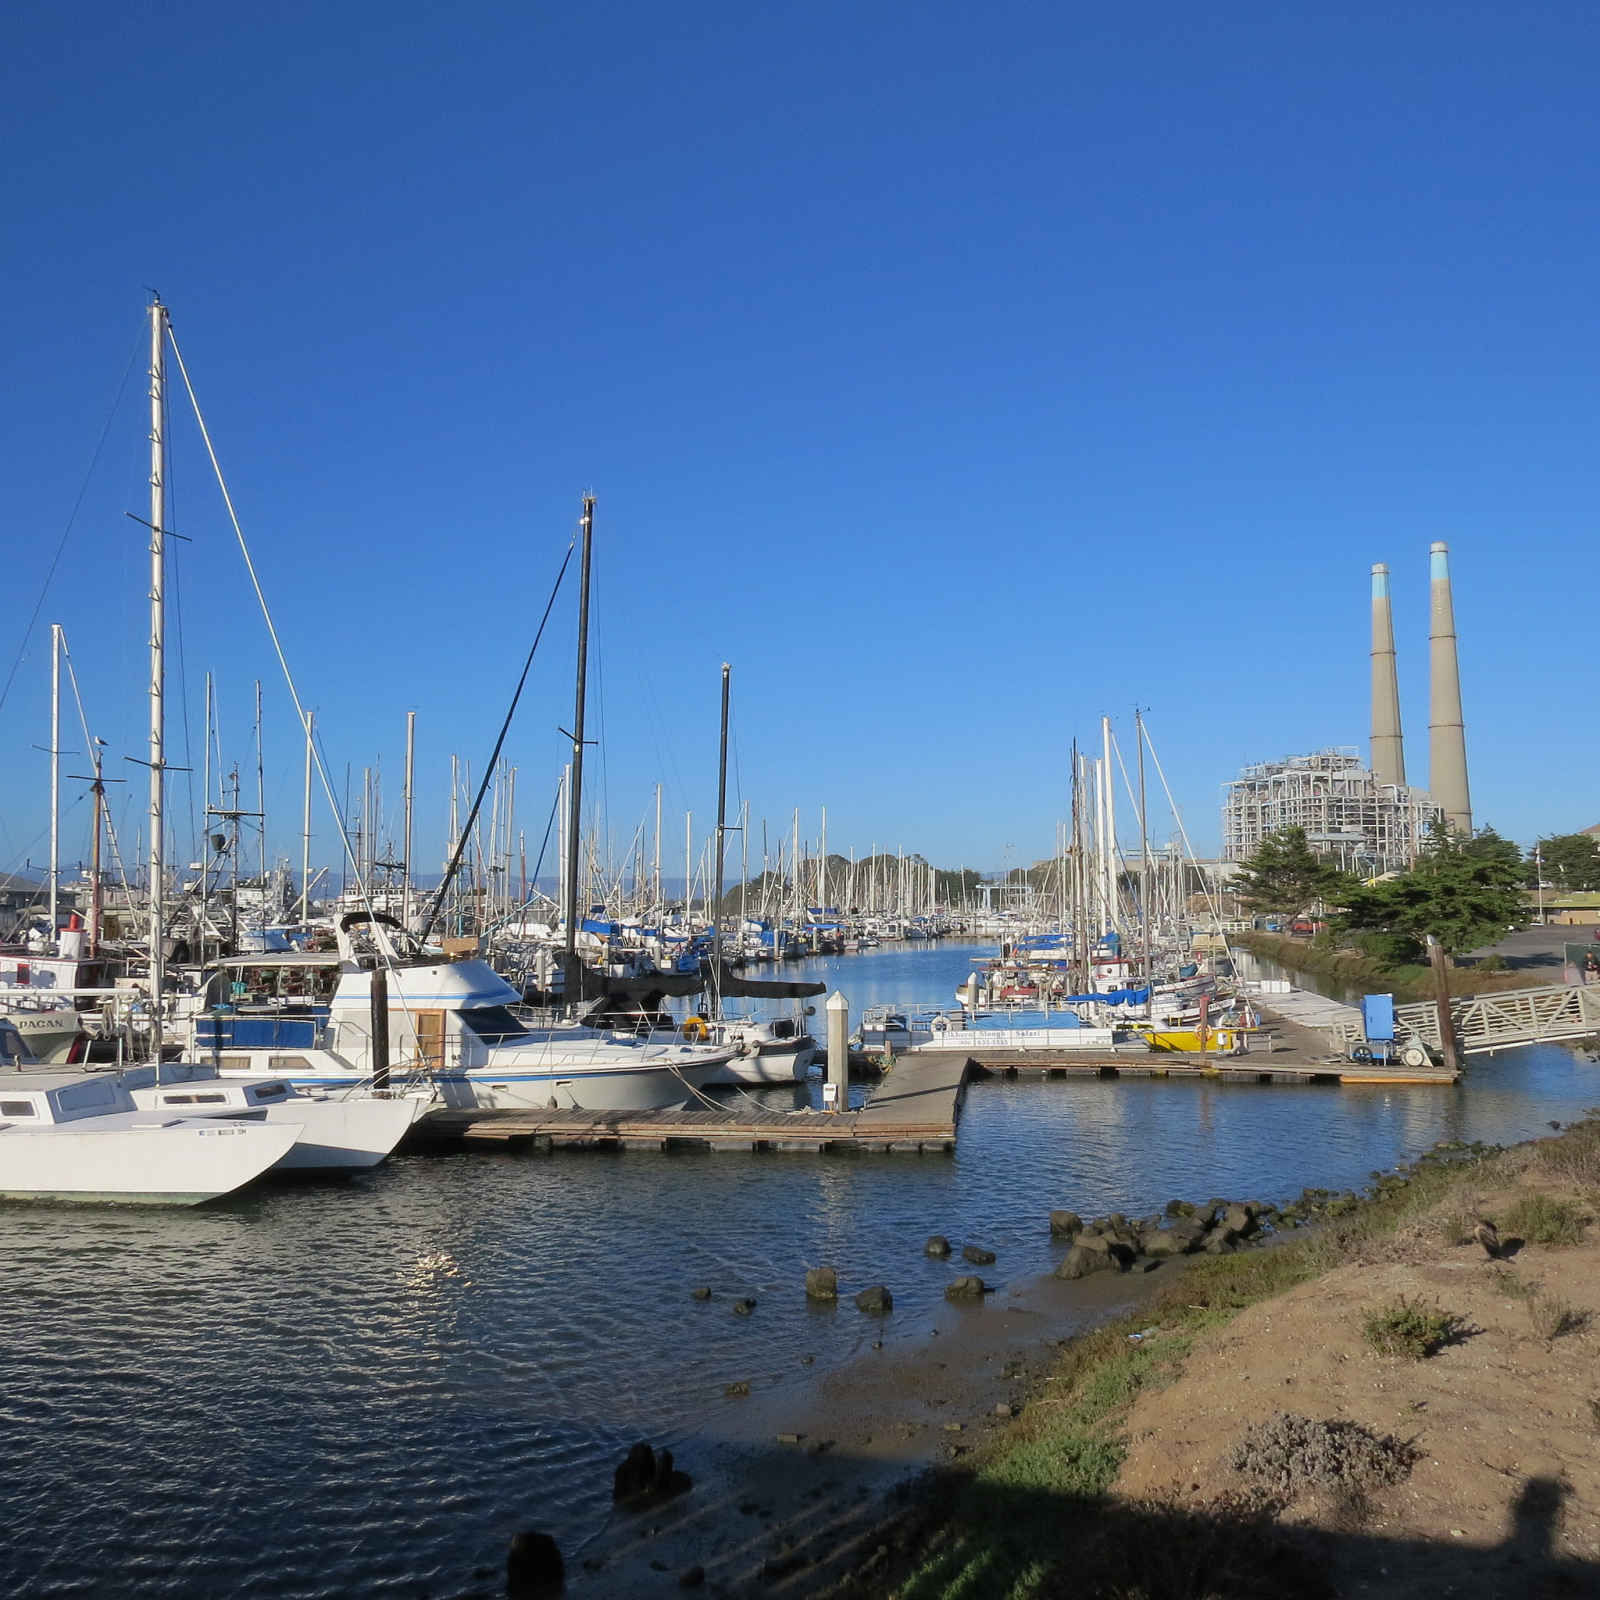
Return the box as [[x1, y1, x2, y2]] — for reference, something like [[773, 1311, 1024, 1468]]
[[173, 913, 735, 1111], [0, 1070, 300, 1205]]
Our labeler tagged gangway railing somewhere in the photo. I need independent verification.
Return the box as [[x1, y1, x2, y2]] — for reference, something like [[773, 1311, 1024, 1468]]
[[1327, 982, 1600, 1057]]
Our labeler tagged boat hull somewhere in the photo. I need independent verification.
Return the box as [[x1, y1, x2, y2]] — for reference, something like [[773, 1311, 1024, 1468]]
[[0, 1120, 302, 1206]]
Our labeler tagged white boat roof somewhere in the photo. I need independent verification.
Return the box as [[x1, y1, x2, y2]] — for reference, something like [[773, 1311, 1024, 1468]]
[[0, 1070, 116, 1092], [205, 952, 343, 968]]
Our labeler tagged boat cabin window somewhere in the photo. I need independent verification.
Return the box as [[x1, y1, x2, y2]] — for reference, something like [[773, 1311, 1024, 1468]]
[[163, 1094, 194, 1104], [164, 1092, 228, 1105], [252, 1082, 291, 1099], [265, 1058, 308, 1076], [459, 1004, 528, 1042], [0, 1100, 36, 1117]]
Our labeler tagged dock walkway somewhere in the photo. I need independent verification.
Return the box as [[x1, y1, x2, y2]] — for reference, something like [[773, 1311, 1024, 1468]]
[[414, 1048, 969, 1155], [413, 1024, 1455, 1157]]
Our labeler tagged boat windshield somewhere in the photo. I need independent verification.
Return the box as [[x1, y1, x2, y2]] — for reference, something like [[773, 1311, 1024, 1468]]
[[459, 1004, 532, 1043]]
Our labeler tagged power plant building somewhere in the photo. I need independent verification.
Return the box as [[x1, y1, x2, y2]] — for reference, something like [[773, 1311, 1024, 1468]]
[[1221, 748, 1439, 874], [1222, 546, 1468, 875]]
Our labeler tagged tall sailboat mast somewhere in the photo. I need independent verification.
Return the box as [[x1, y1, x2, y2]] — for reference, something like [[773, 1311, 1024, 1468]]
[[710, 663, 731, 1017], [561, 495, 594, 965], [146, 297, 169, 1060]]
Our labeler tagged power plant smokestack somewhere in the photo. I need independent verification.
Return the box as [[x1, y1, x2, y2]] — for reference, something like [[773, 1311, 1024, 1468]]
[[1427, 541, 1472, 835], [1369, 563, 1405, 789]]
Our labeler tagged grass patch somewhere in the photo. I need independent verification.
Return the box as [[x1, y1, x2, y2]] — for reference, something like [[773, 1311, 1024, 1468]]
[[1502, 1193, 1587, 1246], [1487, 1266, 1538, 1299], [1531, 1115, 1600, 1191], [1526, 1294, 1589, 1342], [1360, 1296, 1462, 1359]]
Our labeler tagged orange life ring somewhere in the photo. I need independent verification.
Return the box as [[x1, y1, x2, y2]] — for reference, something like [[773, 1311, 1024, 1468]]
[[681, 1015, 709, 1042]]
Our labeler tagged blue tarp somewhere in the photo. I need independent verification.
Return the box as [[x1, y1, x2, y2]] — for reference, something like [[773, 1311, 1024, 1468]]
[[1052, 986, 1150, 1006]]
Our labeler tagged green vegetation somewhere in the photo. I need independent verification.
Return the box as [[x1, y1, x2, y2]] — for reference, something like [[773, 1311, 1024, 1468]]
[[1529, 832, 1600, 892], [1336, 824, 1525, 958], [1232, 826, 1355, 917], [1502, 1193, 1587, 1246], [1360, 1296, 1462, 1360]]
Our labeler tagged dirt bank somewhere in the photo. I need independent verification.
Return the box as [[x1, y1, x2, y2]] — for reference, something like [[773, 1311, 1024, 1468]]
[[808, 1120, 1600, 1599]]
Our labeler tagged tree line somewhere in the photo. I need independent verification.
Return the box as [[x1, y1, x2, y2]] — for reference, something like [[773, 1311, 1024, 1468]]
[[1232, 823, 1539, 960]]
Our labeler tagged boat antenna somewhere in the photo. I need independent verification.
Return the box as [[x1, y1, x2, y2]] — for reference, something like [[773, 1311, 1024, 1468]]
[[417, 528, 578, 945]]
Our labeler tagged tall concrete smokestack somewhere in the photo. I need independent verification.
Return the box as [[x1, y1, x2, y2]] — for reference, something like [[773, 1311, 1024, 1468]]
[[1369, 563, 1405, 789], [1427, 541, 1472, 835]]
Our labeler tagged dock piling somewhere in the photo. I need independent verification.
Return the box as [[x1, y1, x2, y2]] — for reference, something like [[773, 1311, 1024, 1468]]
[[825, 990, 849, 1111]]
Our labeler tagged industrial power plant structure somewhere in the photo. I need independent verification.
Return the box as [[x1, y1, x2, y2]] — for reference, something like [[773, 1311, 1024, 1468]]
[[1222, 543, 1471, 875]]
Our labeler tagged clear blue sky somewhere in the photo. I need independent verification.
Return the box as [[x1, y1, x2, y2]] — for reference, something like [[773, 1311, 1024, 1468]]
[[4, 1, 1597, 889]]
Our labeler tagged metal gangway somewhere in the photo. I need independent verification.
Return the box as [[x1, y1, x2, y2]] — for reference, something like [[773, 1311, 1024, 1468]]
[[1328, 982, 1600, 1057]]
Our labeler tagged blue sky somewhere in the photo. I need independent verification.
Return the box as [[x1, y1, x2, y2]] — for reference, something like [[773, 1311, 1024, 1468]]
[[3, 1, 1597, 888]]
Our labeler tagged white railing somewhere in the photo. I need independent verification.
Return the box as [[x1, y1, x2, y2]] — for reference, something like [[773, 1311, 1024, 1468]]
[[1327, 981, 1600, 1056]]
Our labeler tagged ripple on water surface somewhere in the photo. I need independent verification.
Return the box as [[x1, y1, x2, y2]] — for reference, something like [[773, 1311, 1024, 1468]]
[[2, 944, 1597, 1596]]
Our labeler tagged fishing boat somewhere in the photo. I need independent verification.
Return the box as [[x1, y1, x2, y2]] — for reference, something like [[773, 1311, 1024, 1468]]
[[0, 1070, 300, 1205]]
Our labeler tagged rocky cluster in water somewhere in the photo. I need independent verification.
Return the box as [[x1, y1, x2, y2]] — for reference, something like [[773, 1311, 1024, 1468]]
[[1050, 1197, 1278, 1278]]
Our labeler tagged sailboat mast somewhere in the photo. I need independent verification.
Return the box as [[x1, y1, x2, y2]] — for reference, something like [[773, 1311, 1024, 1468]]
[[1136, 708, 1151, 987], [146, 297, 168, 1060], [48, 622, 61, 949], [402, 710, 415, 930], [711, 663, 731, 1018], [300, 709, 314, 920], [562, 495, 594, 961]]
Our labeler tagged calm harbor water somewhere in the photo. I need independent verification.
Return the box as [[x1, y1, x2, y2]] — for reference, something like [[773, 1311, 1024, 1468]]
[[4, 942, 1597, 1597]]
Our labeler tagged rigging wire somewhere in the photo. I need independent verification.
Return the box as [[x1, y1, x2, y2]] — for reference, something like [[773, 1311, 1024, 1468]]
[[417, 537, 576, 942], [0, 324, 143, 721]]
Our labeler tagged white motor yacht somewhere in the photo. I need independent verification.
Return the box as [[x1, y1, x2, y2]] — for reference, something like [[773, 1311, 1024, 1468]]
[[0, 1071, 300, 1205], [174, 913, 735, 1111]]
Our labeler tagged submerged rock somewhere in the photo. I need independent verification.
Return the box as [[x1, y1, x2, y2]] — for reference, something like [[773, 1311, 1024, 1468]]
[[944, 1275, 989, 1300], [690, 1286, 712, 1301], [732, 1298, 757, 1316], [855, 1284, 893, 1315], [961, 1244, 997, 1266], [613, 1442, 692, 1506], [805, 1266, 839, 1301], [924, 1234, 953, 1257], [1048, 1210, 1082, 1238], [506, 1530, 564, 1598], [1054, 1245, 1113, 1280]]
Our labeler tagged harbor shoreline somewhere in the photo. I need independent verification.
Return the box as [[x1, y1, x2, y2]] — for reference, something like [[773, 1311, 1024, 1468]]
[[566, 1115, 1600, 1597]]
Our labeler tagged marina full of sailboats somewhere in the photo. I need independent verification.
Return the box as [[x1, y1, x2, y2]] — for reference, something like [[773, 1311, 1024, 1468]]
[[2, 298, 1247, 1205]]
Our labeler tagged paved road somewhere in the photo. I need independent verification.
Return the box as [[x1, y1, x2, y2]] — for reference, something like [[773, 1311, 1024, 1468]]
[[1469, 921, 1600, 978]]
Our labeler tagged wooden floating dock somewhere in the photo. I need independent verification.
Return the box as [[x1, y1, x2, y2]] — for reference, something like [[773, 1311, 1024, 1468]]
[[410, 1040, 1455, 1157]]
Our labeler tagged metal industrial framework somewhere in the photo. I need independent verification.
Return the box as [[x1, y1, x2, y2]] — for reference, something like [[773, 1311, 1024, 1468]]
[[1221, 748, 1440, 875]]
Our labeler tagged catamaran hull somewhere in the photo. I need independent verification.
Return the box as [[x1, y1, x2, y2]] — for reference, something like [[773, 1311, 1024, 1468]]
[[0, 1121, 302, 1206], [265, 1095, 423, 1170]]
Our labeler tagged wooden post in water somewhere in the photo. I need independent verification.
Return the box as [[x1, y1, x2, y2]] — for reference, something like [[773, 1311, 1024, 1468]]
[[825, 990, 849, 1112], [1427, 934, 1460, 1075], [371, 966, 391, 1092]]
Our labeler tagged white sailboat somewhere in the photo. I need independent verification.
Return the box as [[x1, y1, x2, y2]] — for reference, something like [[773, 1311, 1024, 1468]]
[[0, 1071, 301, 1206], [0, 299, 307, 1206], [120, 1065, 422, 1171]]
